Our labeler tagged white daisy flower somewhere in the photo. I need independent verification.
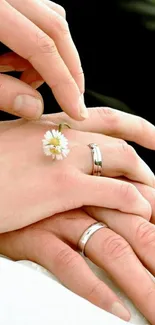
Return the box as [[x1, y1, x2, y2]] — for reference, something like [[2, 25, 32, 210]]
[[42, 129, 70, 160]]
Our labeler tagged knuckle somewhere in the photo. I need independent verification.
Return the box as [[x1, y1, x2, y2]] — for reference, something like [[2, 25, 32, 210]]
[[135, 219, 155, 247], [117, 139, 128, 146], [145, 203, 152, 221], [55, 247, 80, 270], [138, 117, 147, 136], [145, 286, 155, 302], [35, 30, 57, 55], [85, 281, 101, 301], [48, 1, 66, 19], [98, 107, 115, 117], [50, 12, 69, 38], [52, 75, 75, 89], [74, 68, 85, 93], [55, 4, 66, 18], [76, 66, 84, 76], [58, 17, 69, 35], [102, 234, 130, 260], [118, 142, 137, 161], [96, 107, 120, 131], [119, 182, 137, 202], [58, 5, 66, 18], [75, 67, 84, 81]]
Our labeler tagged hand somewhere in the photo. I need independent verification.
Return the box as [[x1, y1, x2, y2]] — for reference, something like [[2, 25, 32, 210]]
[[1, 183, 155, 324], [0, 0, 86, 120], [0, 107, 155, 233], [0, 108, 155, 232]]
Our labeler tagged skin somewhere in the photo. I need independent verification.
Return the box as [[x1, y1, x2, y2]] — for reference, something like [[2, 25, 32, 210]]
[[1, 2, 155, 321], [0, 0, 87, 120], [1, 164, 155, 320], [0, 108, 155, 232], [1, 107, 155, 322]]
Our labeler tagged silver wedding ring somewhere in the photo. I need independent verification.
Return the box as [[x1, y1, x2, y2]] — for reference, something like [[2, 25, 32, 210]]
[[88, 143, 102, 176], [78, 222, 108, 256]]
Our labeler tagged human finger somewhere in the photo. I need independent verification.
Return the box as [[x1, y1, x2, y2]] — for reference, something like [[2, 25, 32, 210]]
[[46, 108, 155, 149], [116, 179, 155, 221], [7, 0, 84, 93], [54, 209, 155, 325], [0, 73, 43, 118], [74, 141, 155, 187], [79, 175, 151, 219], [0, 53, 44, 89], [0, 227, 130, 321], [0, 52, 31, 72], [0, 0, 87, 120], [86, 206, 155, 280]]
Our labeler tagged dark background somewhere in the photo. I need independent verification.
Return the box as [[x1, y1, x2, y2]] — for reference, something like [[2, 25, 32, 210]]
[[0, 0, 155, 171]]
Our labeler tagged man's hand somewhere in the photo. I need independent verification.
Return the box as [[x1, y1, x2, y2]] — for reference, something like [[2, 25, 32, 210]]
[[0, 0, 87, 120]]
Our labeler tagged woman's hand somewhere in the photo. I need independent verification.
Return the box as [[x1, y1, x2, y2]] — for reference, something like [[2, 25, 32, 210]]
[[1, 184, 155, 324], [0, 107, 155, 233], [0, 107, 154, 232], [0, 0, 86, 120]]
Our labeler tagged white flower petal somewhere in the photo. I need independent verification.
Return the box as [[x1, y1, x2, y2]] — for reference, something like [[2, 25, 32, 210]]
[[52, 130, 59, 138], [42, 139, 49, 146], [50, 130, 55, 137], [57, 131, 61, 137], [44, 131, 52, 140], [55, 146, 62, 153], [56, 154, 63, 160], [62, 149, 70, 157], [48, 144, 54, 149], [43, 128, 69, 159], [43, 147, 51, 156]]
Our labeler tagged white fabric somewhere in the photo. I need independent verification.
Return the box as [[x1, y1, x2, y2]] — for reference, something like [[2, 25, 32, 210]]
[[0, 256, 150, 325]]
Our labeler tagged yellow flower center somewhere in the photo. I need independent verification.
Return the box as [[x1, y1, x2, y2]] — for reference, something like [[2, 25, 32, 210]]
[[49, 138, 60, 146], [50, 148, 60, 155]]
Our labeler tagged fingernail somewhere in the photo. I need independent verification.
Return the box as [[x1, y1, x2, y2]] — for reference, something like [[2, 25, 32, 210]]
[[0, 65, 14, 72], [111, 302, 130, 321], [141, 159, 155, 187], [30, 81, 44, 89], [79, 95, 89, 119], [13, 94, 43, 119]]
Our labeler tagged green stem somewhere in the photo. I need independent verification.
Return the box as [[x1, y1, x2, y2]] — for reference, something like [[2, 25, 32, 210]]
[[58, 123, 71, 132]]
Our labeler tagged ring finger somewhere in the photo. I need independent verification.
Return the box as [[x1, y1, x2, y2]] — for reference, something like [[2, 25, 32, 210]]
[[51, 209, 155, 325], [72, 139, 155, 187], [86, 205, 155, 280]]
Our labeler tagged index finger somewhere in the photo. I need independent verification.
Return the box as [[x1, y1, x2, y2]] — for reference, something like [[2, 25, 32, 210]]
[[0, 1, 87, 120], [7, 0, 84, 94]]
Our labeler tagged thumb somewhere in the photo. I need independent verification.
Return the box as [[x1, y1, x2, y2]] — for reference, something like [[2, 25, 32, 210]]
[[0, 73, 44, 119]]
